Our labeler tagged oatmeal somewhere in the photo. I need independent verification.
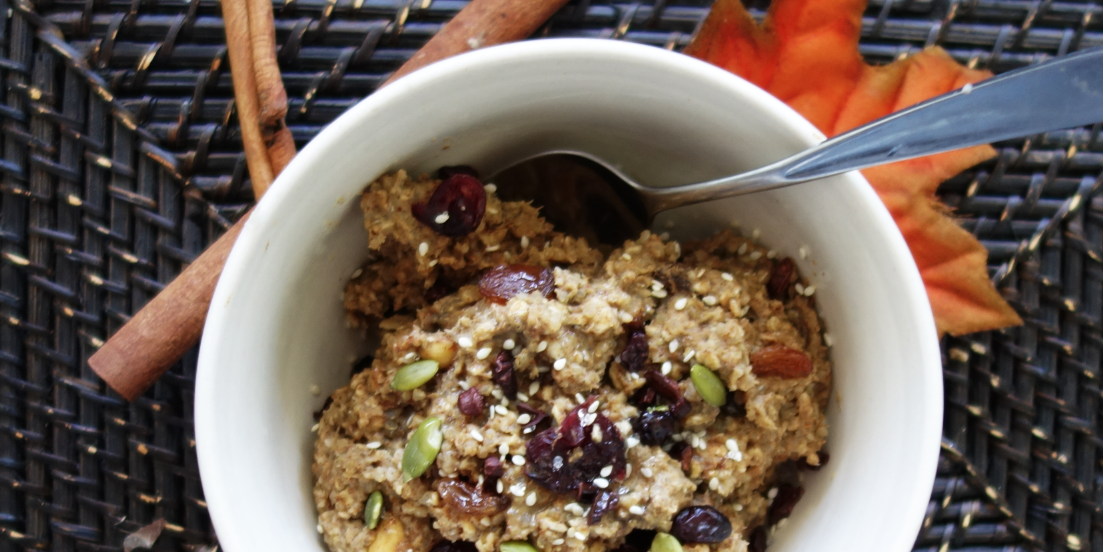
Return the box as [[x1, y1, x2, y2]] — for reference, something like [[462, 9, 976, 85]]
[[315, 168, 831, 552]]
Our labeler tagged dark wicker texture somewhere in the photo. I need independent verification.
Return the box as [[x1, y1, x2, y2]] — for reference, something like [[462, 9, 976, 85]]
[[0, 0, 1101, 551]]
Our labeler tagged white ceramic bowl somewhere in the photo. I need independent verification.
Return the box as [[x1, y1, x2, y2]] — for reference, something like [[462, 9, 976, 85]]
[[195, 38, 941, 552]]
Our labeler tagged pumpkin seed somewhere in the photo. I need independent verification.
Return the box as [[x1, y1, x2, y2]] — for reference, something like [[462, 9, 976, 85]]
[[690, 364, 727, 407], [392, 360, 440, 391], [402, 417, 443, 482], [500, 541, 540, 552], [364, 491, 383, 529], [650, 533, 683, 552]]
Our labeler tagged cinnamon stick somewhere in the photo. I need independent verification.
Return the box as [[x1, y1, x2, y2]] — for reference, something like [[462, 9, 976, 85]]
[[89, 0, 571, 401]]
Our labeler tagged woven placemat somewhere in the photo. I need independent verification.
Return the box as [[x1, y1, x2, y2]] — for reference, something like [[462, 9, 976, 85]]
[[1, 0, 1101, 551]]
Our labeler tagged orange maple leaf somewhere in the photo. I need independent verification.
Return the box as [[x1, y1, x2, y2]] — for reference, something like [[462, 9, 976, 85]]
[[685, 0, 1023, 336]]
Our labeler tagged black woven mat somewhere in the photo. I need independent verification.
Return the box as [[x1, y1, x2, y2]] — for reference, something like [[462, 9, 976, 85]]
[[1, 0, 1102, 551]]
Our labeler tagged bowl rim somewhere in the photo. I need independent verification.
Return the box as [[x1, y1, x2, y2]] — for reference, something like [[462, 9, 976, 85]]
[[195, 37, 942, 552]]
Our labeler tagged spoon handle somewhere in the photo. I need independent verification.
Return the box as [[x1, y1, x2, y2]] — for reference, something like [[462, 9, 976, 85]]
[[649, 45, 1103, 211]]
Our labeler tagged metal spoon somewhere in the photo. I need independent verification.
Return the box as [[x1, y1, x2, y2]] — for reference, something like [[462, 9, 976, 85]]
[[493, 46, 1103, 247]]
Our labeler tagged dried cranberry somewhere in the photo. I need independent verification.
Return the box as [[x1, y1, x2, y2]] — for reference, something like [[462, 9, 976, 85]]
[[767, 484, 804, 524], [483, 456, 504, 493], [632, 386, 657, 407], [588, 490, 619, 525], [767, 257, 795, 299], [524, 397, 627, 494], [621, 329, 649, 371], [412, 173, 486, 236], [491, 351, 517, 400], [518, 403, 550, 433], [641, 370, 691, 419], [437, 165, 480, 179], [437, 478, 508, 517], [720, 390, 747, 419], [632, 410, 675, 446], [747, 527, 767, 552], [479, 265, 555, 305], [457, 388, 486, 418], [669, 442, 692, 472], [669, 506, 733, 544], [797, 452, 829, 471], [429, 540, 478, 552]]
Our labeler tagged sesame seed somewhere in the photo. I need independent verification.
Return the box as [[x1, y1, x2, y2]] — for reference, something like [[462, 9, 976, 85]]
[[523, 427, 535, 434], [674, 298, 687, 310], [629, 505, 646, 515], [592, 425, 603, 442], [795, 283, 805, 295], [496, 405, 509, 415], [640, 467, 653, 478], [552, 539, 565, 546], [622, 253, 632, 260], [554, 358, 567, 370], [703, 295, 717, 306], [428, 259, 438, 267], [434, 213, 450, 224], [518, 413, 533, 425], [317, 524, 324, 534], [573, 532, 587, 542], [418, 242, 429, 256], [749, 251, 763, 261], [766, 250, 777, 259], [619, 311, 634, 323], [476, 347, 493, 360], [651, 288, 668, 299], [537, 341, 548, 353], [498, 443, 510, 455], [737, 243, 748, 255], [351, 268, 363, 279], [824, 333, 834, 347], [768, 487, 779, 500], [588, 401, 600, 413], [600, 465, 613, 477], [581, 413, 597, 427], [497, 480, 504, 493], [458, 336, 473, 348], [311, 423, 319, 432], [625, 463, 632, 477], [799, 246, 810, 259], [491, 388, 503, 399], [511, 483, 526, 497], [726, 439, 739, 451], [661, 361, 672, 375], [517, 392, 529, 401], [526, 492, 537, 506], [512, 455, 526, 466], [669, 340, 679, 353], [804, 285, 816, 296], [735, 504, 743, 511], [709, 477, 720, 490], [470, 429, 484, 442], [727, 450, 743, 461], [565, 503, 584, 516], [503, 339, 516, 350], [367, 441, 382, 449], [576, 393, 586, 404], [627, 436, 640, 448], [752, 229, 761, 240], [683, 350, 695, 363], [310, 384, 321, 396], [690, 435, 700, 448], [721, 272, 734, 281], [593, 477, 609, 489], [652, 280, 664, 290], [486, 244, 500, 252], [521, 236, 530, 248], [485, 183, 497, 193], [478, 475, 484, 487]]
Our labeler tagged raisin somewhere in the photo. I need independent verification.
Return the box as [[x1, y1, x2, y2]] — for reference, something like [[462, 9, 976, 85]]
[[797, 452, 829, 471], [632, 410, 675, 446], [437, 165, 480, 179], [747, 527, 767, 552], [750, 344, 812, 379], [720, 390, 747, 418], [525, 397, 626, 494], [621, 329, 649, 371], [412, 173, 486, 236], [588, 490, 619, 525], [479, 265, 555, 304], [669, 442, 692, 472], [669, 506, 733, 544], [457, 388, 486, 418], [491, 351, 517, 400], [430, 540, 478, 552], [437, 478, 508, 517], [767, 484, 804, 524], [767, 257, 795, 299]]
